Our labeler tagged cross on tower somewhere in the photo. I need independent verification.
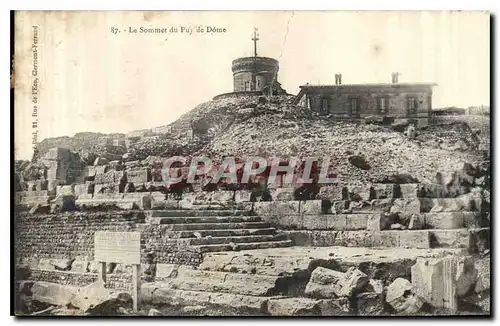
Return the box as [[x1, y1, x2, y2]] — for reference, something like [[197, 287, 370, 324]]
[[251, 28, 259, 57]]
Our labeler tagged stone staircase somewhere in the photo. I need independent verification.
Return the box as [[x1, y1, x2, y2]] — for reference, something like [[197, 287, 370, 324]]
[[145, 203, 292, 253], [140, 185, 490, 315]]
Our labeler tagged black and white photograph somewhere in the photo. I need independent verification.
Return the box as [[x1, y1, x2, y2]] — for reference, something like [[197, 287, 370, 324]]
[[12, 10, 491, 317]]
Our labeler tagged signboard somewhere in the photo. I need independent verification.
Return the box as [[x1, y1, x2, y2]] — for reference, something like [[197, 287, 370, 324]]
[[94, 231, 141, 264]]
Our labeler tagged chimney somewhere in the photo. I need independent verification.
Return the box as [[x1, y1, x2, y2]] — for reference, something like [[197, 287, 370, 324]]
[[392, 72, 399, 84], [335, 74, 342, 85]]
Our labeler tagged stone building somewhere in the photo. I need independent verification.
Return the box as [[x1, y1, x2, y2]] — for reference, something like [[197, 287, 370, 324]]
[[232, 56, 281, 93], [293, 75, 436, 126], [214, 29, 286, 100]]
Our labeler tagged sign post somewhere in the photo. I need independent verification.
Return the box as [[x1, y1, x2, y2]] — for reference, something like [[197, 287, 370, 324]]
[[94, 231, 141, 312]]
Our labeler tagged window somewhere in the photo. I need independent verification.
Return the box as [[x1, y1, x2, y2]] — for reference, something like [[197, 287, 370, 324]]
[[377, 96, 389, 114], [321, 97, 329, 113], [407, 96, 417, 114], [244, 81, 250, 91], [349, 97, 360, 116]]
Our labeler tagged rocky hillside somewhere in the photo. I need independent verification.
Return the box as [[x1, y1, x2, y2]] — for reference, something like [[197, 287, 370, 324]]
[[23, 95, 489, 185]]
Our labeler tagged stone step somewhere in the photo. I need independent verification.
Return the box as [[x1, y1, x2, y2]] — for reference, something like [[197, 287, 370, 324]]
[[423, 212, 487, 229], [167, 269, 282, 296], [176, 228, 278, 238], [187, 234, 288, 246], [285, 228, 489, 251], [141, 284, 271, 313], [192, 240, 293, 253], [198, 246, 468, 280], [308, 213, 375, 231], [419, 198, 481, 213], [165, 222, 271, 231], [193, 200, 232, 206], [150, 210, 252, 217], [141, 283, 349, 316], [149, 215, 262, 224], [287, 212, 485, 232], [178, 268, 280, 282], [185, 204, 228, 210]]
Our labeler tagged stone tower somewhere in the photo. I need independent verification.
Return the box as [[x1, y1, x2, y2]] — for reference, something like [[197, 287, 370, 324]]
[[231, 28, 283, 94]]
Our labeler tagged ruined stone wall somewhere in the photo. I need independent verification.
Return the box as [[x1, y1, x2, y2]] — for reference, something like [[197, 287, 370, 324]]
[[15, 212, 202, 266], [35, 132, 126, 161]]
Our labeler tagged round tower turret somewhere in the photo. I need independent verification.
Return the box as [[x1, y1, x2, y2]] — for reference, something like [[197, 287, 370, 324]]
[[231, 56, 279, 92]]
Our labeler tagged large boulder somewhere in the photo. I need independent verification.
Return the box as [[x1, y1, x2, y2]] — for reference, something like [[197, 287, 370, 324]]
[[390, 198, 421, 224], [267, 298, 322, 316], [50, 195, 77, 213], [31, 282, 77, 307], [304, 267, 343, 299], [386, 278, 423, 314], [70, 281, 132, 315], [391, 119, 409, 132], [304, 267, 369, 299], [93, 157, 110, 166]]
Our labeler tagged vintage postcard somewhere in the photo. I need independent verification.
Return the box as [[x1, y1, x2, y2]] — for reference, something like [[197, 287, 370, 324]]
[[13, 11, 490, 317]]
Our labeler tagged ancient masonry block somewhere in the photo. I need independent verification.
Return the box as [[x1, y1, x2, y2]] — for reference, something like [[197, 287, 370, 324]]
[[399, 184, 422, 198], [56, 185, 75, 196], [372, 183, 398, 199], [253, 201, 301, 217], [270, 187, 296, 201], [411, 256, 478, 311], [424, 212, 465, 229], [127, 168, 151, 183], [345, 184, 373, 201]]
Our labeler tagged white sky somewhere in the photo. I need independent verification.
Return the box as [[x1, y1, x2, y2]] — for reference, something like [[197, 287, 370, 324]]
[[14, 11, 490, 160]]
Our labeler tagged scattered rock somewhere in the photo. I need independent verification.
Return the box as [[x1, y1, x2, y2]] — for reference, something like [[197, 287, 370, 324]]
[[391, 119, 409, 132], [304, 267, 344, 299], [390, 223, 406, 230], [70, 281, 110, 312], [70, 281, 132, 315], [365, 279, 384, 294], [386, 278, 423, 314], [268, 298, 322, 316], [31, 282, 77, 307], [366, 213, 397, 231], [29, 204, 51, 214], [348, 155, 371, 170], [182, 305, 206, 314], [390, 198, 420, 224], [305, 267, 369, 299], [337, 267, 370, 298], [148, 308, 163, 316], [52, 258, 75, 271], [94, 157, 110, 166], [408, 214, 423, 230], [50, 195, 77, 213], [356, 292, 385, 315]]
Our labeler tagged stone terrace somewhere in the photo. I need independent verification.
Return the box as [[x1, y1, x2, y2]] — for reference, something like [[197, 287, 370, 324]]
[[15, 174, 490, 315]]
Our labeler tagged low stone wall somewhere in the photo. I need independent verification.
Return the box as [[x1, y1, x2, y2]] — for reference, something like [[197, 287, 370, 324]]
[[15, 211, 203, 269]]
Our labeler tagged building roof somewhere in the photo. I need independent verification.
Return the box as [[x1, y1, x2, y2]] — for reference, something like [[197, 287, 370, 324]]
[[300, 82, 437, 89]]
